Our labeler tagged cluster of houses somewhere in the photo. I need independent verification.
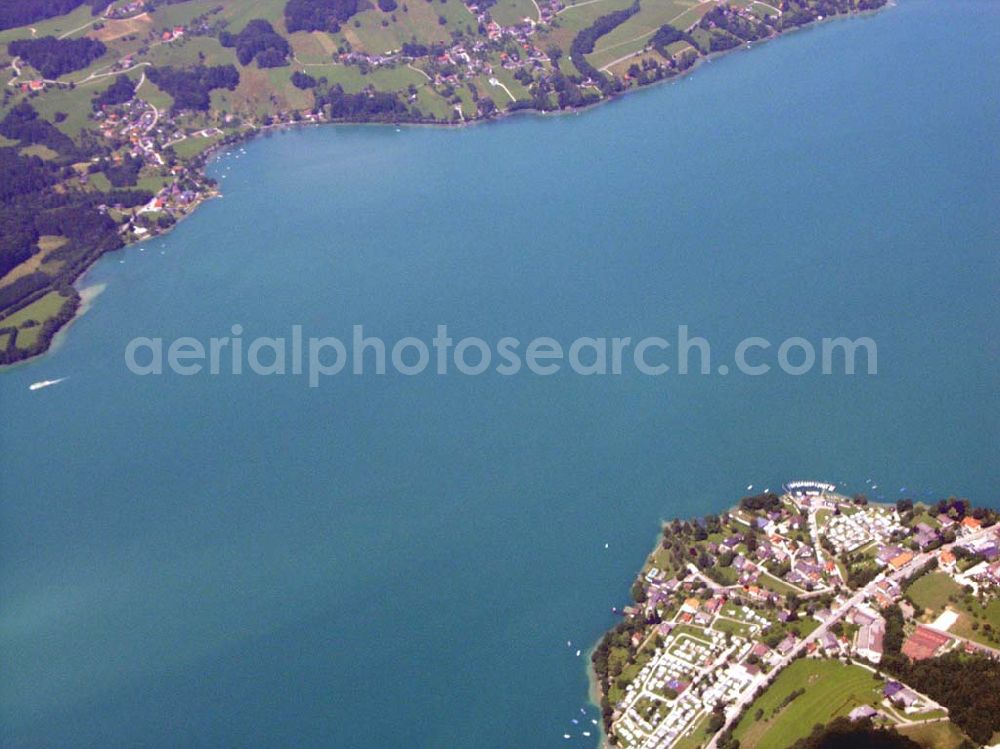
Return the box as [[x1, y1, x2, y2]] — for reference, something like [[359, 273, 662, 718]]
[[613, 608, 756, 749], [89, 90, 214, 232], [724, 510, 844, 592], [941, 525, 1000, 592]]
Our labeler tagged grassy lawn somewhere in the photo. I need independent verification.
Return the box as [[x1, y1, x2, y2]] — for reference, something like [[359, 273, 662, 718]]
[[585, 0, 695, 70], [758, 570, 803, 596], [145, 35, 239, 69], [0, 236, 66, 287], [951, 597, 1000, 649], [219, 0, 289, 33], [904, 571, 999, 646], [671, 1, 716, 32], [0, 5, 95, 47], [88, 171, 113, 191], [20, 144, 60, 160], [712, 617, 755, 638], [0, 291, 72, 350], [708, 564, 740, 585], [732, 659, 881, 749], [26, 83, 99, 139], [543, 0, 637, 64], [136, 172, 169, 192], [170, 133, 223, 160], [137, 77, 175, 113], [153, 0, 235, 29], [413, 85, 454, 120], [907, 572, 963, 614], [897, 720, 970, 749], [490, 0, 540, 26], [337, 0, 477, 56]]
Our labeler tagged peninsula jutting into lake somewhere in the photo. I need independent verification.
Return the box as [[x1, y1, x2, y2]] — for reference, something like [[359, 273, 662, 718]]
[[0, 0, 888, 364], [593, 483, 1000, 749]]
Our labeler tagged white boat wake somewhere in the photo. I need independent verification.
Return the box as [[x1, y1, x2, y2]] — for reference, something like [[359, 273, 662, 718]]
[[28, 377, 67, 391]]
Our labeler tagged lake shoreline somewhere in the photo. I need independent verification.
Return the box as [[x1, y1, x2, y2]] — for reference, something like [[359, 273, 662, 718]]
[[2, 0, 895, 369]]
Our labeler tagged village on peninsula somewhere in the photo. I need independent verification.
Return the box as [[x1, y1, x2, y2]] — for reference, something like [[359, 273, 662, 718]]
[[589, 482, 1000, 749], [1, 0, 888, 364]]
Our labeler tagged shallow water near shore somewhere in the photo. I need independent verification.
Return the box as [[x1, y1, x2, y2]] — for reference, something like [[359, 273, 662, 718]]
[[1, 1, 998, 747]]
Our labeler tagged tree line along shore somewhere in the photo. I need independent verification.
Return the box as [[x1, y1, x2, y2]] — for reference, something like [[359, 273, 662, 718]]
[[1, 0, 888, 364]]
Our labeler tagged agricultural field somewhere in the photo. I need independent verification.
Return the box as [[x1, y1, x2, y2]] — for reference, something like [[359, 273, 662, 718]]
[[136, 76, 174, 112], [27, 80, 103, 138], [169, 132, 224, 160], [908, 572, 964, 614], [585, 0, 701, 71], [288, 30, 340, 64], [0, 236, 67, 287], [731, 659, 882, 749], [542, 0, 637, 68], [0, 5, 96, 48], [951, 598, 1000, 644], [897, 720, 970, 749], [671, 712, 714, 749], [490, 0, 541, 26], [0, 291, 73, 351], [334, 0, 478, 56]]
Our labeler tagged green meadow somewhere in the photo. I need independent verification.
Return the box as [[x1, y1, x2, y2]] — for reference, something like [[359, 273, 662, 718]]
[[732, 659, 881, 749]]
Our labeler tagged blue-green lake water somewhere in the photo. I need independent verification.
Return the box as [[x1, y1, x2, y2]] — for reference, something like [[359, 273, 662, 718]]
[[2, 1, 998, 746]]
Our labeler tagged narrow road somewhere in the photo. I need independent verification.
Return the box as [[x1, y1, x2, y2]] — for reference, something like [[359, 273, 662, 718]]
[[7, 56, 22, 86], [556, 0, 616, 15], [753, 1, 783, 16], [407, 62, 431, 81]]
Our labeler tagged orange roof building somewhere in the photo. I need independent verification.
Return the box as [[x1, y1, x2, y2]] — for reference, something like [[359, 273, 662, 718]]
[[902, 626, 951, 661], [889, 551, 914, 570]]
